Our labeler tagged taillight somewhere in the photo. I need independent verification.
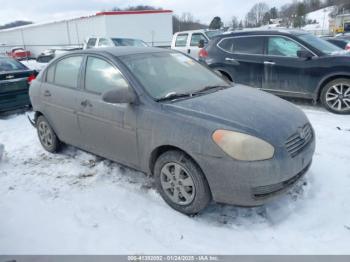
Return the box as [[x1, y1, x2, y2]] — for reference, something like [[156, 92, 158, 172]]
[[346, 43, 350, 51], [27, 74, 36, 84], [198, 48, 208, 59]]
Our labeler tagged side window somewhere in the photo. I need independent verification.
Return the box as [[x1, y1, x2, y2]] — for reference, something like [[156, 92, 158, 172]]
[[218, 38, 234, 53], [54, 56, 83, 88], [268, 36, 306, 57], [46, 64, 55, 83], [98, 38, 109, 47], [190, 33, 208, 46], [219, 37, 264, 54], [175, 34, 188, 47], [85, 57, 129, 94], [86, 38, 97, 49]]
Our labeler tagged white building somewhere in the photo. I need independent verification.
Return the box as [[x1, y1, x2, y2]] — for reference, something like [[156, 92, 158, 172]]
[[0, 10, 173, 56]]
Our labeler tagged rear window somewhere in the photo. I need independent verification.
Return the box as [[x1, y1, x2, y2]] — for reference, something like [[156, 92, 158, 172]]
[[218, 36, 264, 55], [0, 57, 27, 72], [175, 34, 188, 47], [86, 38, 97, 49]]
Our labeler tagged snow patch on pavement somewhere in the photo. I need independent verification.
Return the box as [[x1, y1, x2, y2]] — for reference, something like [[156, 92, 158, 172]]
[[0, 107, 350, 254]]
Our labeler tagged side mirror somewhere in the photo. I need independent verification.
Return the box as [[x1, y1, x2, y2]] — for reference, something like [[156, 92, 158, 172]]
[[198, 39, 205, 48], [297, 50, 313, 60], [102, 88, 136, 104]]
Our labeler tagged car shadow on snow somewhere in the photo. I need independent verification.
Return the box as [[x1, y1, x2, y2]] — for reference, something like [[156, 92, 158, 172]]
[[56, 145, 313, 228]]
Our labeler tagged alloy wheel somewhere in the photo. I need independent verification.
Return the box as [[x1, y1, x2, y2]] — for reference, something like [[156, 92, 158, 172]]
[[160, 162, 195, 205], [325, 83, 350, 112], [38, 121, 54, 148]]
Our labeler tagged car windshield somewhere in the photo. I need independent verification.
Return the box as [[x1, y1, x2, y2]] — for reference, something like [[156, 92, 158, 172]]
[[298, 33, 342, 55], [205, 30, 222, 39], [120, 52, 230, 100], [0, 57, 27, 72], [112, 38, 148, 47]]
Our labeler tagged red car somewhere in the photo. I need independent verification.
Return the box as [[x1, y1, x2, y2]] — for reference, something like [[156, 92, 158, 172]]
[[7, 47, 31, 60]]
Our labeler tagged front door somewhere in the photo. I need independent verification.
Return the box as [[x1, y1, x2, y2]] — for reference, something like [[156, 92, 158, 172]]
[[76, 55, 139, 168], [40, 55, 83, 146], [218, 36, 265, 88], [262, 36, 313, 98]]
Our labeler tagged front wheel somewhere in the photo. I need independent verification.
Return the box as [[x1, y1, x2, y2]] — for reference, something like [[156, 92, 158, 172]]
[[154, 150, 212, 215], [321, 78, 350, 114]]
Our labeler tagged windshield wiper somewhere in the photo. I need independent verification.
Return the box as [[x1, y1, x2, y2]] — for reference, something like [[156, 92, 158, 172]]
[[192, 85, 230, 95], [156, 92, 193, 102]]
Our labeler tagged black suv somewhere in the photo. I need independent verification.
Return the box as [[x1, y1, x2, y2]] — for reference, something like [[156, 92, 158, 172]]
[[200, 29, 350, 114]]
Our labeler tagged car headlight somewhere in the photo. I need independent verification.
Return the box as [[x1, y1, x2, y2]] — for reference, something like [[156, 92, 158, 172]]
[[212, 130, 275, 161]]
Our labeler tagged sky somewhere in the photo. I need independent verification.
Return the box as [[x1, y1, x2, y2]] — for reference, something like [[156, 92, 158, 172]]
[[0, 0, 293, 26]]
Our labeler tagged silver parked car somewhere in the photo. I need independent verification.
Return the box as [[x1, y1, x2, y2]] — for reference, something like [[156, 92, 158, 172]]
[[29, 47, 315, 215]]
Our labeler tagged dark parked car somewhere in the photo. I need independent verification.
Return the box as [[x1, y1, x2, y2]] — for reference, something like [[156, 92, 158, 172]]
[[200, 30, 350, 114], [0, 56, 36, 112], [29, 47, 315, 214], [322, 37, 350, 50]]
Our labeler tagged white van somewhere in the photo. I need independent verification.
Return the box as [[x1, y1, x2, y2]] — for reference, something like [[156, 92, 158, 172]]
[[171, 30, 222, 59]]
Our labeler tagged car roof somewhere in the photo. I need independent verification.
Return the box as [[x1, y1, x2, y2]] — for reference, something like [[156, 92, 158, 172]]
[[69, 47, 170, 57], [217, 29, 309, 38], [174, 29, 218, 34]]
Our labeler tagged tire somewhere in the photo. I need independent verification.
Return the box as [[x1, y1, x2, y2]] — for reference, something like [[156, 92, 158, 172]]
[[154, 150, 211, 215], [321, 78, 350, 114], [36, 115, 61, 153]]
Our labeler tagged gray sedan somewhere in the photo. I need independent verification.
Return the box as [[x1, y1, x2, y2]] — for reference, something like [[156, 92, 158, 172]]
[[29, 47, 315, 215]]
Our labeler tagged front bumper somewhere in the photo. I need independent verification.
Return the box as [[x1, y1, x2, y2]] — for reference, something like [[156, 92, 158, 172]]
[[194, 135, 315, 206]]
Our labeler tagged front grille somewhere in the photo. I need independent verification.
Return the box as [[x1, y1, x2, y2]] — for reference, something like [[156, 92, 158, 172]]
[[252, 162, 311, 199], [285, 124, 313, 158]]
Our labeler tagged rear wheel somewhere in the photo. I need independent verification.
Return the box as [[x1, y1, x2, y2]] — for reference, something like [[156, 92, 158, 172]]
[[321, 78, 350, 114], [36, 115, 60, 153], [154, 150, 211, 215]]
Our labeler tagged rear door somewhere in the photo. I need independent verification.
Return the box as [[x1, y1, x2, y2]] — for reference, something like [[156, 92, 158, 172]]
[[262, 35, 313, 97], [217, 36, 265, 88], [189, 33, 208, 59], [40, 55, 83, 146], [76, 55, 139, 168]]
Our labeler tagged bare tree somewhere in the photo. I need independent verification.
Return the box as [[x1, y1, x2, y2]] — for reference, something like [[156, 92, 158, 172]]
[[245, 2, 269, 27], [230, 16, 239, 29]]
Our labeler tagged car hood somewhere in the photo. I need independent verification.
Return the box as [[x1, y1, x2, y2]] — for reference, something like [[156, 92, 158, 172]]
[[164, 85, 309, 144]]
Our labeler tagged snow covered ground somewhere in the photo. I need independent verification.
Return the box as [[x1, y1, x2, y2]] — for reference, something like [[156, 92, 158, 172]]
[[0, 104, 349, 255], [303, 6, 335, 35]]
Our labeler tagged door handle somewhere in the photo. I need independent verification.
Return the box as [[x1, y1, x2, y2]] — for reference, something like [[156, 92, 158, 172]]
[[187, 49, 191, 54], [225, 58, 236, 62], [264, 61, 276, 65], [43, 90, 51, 97], [81, 99, 92, 108]]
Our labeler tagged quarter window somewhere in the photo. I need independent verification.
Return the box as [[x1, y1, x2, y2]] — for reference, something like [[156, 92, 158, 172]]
[[268, 36, 306, 57], [219, 37, 264, 54], [85, 57, 129, 94], [54, 56, 83, 88], [175, 34, 188, 47], [190, 33, 207, 46]]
